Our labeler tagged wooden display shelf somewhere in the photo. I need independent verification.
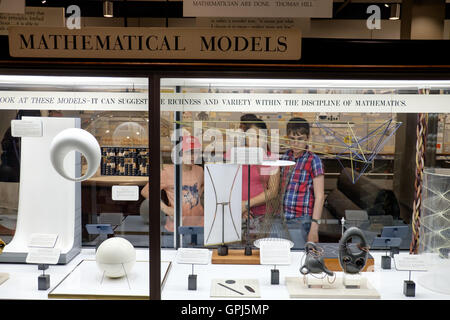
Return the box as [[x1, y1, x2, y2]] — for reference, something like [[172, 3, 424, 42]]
[[211, 243, 374, 271], [323, 257, 374, 272], [319, 242, 375, 272], [83, 175, 148, 187], [212, 249, 260, 265]]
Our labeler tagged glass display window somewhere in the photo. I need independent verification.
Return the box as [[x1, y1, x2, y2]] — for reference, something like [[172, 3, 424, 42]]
[[1, 71, 450, 301], [0, 75, 150, 254], [159, 78, 450, 255]]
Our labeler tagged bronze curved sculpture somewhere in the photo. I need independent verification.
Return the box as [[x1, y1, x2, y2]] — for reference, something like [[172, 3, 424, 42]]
[[300, 242, 334, 277]]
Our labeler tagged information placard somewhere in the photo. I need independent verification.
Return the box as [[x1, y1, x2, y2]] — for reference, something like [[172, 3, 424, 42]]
[[112, 185, 139, 201], [26, 247, 61, 265], [184, 0, 332, 18], [0, 91, 148, 111], [394, 255, 428, 271], [11, 119, 43, 137], [259, 239, 291, 265], [176, 248, 211, 265], [0, 7, 64, 35], [160, 92, 450, 113], [28, 233, 58, 248], [196, 17, 310, 30]]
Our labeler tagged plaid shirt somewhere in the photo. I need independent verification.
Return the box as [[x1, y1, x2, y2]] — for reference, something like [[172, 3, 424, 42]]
[[281, 149, 324, 220]]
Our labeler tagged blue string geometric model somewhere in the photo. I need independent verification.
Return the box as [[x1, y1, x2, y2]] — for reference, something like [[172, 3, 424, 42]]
[[316, 119, 402, 183]]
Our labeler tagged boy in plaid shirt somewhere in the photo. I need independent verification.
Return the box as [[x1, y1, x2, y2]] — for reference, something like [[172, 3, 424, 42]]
[[280, 117, 325, 248]]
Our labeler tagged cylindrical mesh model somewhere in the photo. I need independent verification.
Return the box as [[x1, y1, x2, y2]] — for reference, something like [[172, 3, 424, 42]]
[[418, 168, 450, 295]]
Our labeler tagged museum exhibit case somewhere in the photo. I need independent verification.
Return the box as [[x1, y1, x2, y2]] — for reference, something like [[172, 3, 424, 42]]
[[159, 77, 450, 250], [0, 74, 155, 298], [155, 76, 450, 299], [417, 168, 450, 295], [0, 64, 450, 301]]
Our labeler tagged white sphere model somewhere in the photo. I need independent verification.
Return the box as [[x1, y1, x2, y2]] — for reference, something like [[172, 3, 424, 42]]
[[50, 128, 101, 182], [96, 237, 136, 278]]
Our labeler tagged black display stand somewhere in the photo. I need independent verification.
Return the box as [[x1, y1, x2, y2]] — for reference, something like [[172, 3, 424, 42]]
[[38, 264, 50, 291], [188, 275, 197, 290], [403, 271, 416, 297], [217, 202, 230, 256], [218, 245, 228, 256], [382, 246, 400, 269], [271, 267, 279, 285], [404, 280, 415, 297], [188, 264, 197, 290], [381, 255, 391, 269]]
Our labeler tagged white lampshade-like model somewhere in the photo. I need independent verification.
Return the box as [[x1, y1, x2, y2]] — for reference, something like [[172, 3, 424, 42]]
[[96, 237, 136, 278], [50, 128, 101, 182], [113, 121, 146, 146]]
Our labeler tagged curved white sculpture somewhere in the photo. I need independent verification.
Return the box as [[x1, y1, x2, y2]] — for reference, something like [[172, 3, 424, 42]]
[[50, 128, 101, 182], [96, 237, 136, 278]]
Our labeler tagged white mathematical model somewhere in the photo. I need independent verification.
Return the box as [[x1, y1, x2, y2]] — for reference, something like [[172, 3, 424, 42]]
[[204, 163, 242, 246]]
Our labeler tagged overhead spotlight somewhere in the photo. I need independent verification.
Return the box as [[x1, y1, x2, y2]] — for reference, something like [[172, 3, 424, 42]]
[[41, 0, 47, 3], [389, 3, 400, 20], [384, 4, 389, 8], [103, 0, 114, 18]]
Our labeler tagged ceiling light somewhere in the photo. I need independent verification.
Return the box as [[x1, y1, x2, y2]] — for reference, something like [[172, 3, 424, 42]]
[[389, 3, 400, 20], [103, 0, 113, 18]]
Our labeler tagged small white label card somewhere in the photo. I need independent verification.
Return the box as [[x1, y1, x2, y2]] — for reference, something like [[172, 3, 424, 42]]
[[394, 254, 428, 271], [26, 247, 61, 265], [176, 248, 211, 265], [11, 119, 43, 137], [260, 240, 291, 265], [112, 185, 139, 201], [28, 233, 58, 248]]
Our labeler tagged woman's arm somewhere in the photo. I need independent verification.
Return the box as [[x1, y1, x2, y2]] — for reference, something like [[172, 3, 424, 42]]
[[242, 167, 280, 214], [307, 174, 325, 242], [161, 200, 174, 217], [264, 168, 280, 202], [141, 183, 149, 199]]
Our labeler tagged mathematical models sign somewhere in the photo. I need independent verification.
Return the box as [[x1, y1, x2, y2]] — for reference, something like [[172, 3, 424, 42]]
[[8, 26, 301, 60]]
